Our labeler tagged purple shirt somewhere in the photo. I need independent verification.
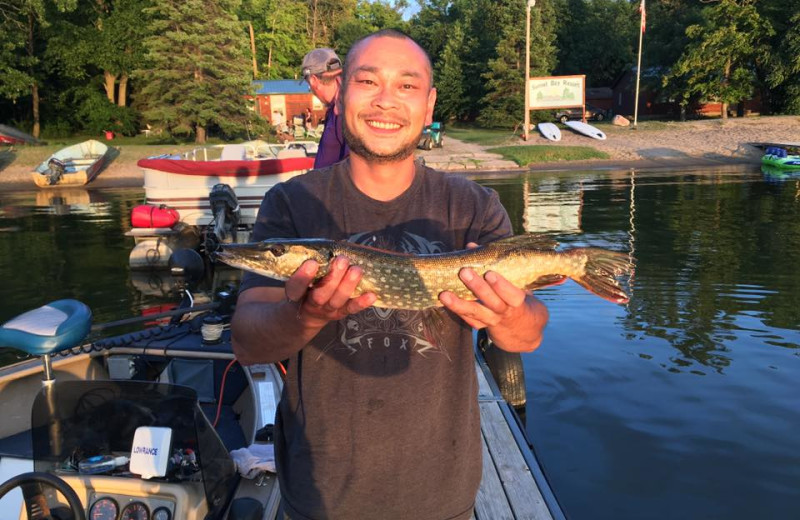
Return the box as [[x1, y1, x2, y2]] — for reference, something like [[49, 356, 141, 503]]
[[313, 106, 348, 169]]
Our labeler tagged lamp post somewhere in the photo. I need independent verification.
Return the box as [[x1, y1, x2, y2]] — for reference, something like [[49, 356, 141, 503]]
[[524, 0, 535, 141]]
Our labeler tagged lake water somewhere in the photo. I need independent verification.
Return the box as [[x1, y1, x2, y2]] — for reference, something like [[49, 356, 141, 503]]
[[1, 166, 798, 519]]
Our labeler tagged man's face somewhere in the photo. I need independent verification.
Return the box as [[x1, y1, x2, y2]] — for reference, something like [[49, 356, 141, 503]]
[[340, 36, 436, 164], [309, 73, 340, 106]]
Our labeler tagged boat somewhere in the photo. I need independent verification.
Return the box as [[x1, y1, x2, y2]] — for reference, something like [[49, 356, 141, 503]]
[[0, 264, 563, 519], [0, 124, 38, 145], [761, 146, 800, 170], [31, 140, 110, 187], [130, 142, 316, 270], [137, 142, 315, 228]]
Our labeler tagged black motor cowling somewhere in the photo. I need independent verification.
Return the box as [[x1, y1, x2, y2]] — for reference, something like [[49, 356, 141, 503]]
[[46, 158, 66, 185], [205, 184, 240, 254]]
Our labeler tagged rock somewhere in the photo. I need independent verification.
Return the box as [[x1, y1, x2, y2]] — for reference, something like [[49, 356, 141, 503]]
[[613, 115, 631, 127]]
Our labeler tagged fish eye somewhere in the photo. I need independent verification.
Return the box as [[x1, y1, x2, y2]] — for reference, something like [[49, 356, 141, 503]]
[[266, 244, 286, 257]]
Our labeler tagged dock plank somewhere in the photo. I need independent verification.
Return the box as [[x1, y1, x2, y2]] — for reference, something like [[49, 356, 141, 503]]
[[480, 402, 552, 520], [475, 431, 514, 520], [474, 359, 558, 520]]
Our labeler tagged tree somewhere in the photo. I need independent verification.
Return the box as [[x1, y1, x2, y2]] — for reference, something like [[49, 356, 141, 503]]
[[0, 0, 78, 137], [763, 0, 800, 113], [476, 15, 525, 128], [307, 0, 357, 48], [332, 0, 408, 56], [433, 22, 466, 122], [476, 0, 557, 128], [666, 0, 773, 119], [135, 0, 253, 142]]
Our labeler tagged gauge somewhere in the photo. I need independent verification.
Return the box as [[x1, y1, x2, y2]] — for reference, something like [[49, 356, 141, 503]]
[[120, 501, 149, 520], [152, 507, 171, 520], [89, 497, 119, 520]]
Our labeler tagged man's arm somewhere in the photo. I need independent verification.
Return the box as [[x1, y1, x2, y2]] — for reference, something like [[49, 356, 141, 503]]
[[231, 257, 376, 365]]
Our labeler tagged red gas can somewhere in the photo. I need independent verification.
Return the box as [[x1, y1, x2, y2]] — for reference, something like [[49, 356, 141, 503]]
[[131, 204, 180, 228]]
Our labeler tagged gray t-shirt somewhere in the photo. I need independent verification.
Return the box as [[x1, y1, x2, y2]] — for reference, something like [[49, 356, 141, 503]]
[[240, 160, 512, 520]]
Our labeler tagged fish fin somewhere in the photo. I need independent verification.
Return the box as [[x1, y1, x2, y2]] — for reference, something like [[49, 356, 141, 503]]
[[572, 249, 633, 304], [420, 309, 451, 361], [525, 274, 568, 291], [486, 234, 558, 251]]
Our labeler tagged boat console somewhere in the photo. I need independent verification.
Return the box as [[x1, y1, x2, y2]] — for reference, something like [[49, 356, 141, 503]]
[[0, 298, 281, 519]]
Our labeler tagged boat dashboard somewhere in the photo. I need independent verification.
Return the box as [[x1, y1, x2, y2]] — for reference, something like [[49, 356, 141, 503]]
[[1, 316, 281, 519]]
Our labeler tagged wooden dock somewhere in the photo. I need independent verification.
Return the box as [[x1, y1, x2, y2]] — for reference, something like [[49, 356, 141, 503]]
[[474, 351, 565, 520]]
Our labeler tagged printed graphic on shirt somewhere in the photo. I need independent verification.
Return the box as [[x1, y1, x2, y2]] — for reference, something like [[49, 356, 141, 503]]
[[317, 231, 453, 361]]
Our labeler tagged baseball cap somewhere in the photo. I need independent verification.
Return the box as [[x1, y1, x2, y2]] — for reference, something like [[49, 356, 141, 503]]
[[300, 48, 342, 82]]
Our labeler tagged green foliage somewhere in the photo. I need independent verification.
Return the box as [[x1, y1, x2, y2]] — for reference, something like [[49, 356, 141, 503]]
[[134, 0, 254, 142], [666, 0, 774, 113], [765, 5, 800, 113], [552, 0, 636, 87], [75, 88, 138, 135], [7, 0, 800, 138], [433, 23, 466, 122], [477, 29, 525, 128], [243, 0, 310, 80], [333, 0, 408, 56]]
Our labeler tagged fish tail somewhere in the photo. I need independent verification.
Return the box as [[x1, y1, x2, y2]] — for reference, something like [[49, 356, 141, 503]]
[[572, 249, 632, 304]]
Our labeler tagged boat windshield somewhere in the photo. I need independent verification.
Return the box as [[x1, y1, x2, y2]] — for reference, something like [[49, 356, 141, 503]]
[[30, 380, 237, 518]]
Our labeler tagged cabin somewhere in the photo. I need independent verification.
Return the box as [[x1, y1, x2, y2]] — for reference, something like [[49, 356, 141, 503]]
[[611, 66, 763, 119], [248, 80, 327, 128]]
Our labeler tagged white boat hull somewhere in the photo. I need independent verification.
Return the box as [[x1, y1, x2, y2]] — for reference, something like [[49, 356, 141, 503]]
[[140, 156, 314, 226]]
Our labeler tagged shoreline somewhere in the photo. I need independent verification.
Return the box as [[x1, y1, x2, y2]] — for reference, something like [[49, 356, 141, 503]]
[[1, 115, 796, 192]]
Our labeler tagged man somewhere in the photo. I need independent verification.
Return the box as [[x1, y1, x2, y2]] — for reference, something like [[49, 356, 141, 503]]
[[232, 30, 549, 520], [300, 47, 348, 168]]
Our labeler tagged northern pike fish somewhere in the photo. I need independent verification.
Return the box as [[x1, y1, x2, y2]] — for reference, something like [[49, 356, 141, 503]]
[[215, 235, 632, 310]]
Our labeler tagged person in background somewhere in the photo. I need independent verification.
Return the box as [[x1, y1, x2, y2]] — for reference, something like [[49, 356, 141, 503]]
[[303, 107, 314, 134], [232, 29, 549, 520], [300, 48, 348, 168]]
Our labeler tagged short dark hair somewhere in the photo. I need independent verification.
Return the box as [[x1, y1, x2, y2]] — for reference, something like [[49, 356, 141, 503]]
[[342, 29, 433, 90]]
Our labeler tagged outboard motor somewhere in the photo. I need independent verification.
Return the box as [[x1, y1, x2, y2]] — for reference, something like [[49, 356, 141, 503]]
[[46, 158, 66, 185], [204, 183, 240, 254]]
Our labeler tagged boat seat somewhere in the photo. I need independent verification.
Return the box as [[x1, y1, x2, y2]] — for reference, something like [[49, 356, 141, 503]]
[[276, 148, 307, 159], [220, 144, 248, 161], [0, 299, 91, 356]]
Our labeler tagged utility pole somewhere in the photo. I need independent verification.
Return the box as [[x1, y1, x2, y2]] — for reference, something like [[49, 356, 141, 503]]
[[633, 0, 645, 128], [524, 0, 535, 141]]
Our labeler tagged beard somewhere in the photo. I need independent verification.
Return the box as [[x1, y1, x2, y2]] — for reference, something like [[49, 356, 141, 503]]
[[343, 119, 421, 164]]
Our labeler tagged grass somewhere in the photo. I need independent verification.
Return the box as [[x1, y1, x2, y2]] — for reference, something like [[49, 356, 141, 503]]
[[444, 125, 521, 146], [487, 145, 609, 166]]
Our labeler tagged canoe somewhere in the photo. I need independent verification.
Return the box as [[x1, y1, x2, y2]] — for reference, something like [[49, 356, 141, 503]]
[[31, 140, 109, 187]]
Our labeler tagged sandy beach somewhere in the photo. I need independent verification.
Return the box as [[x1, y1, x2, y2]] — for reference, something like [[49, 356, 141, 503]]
[[2, 115, 798, 191]]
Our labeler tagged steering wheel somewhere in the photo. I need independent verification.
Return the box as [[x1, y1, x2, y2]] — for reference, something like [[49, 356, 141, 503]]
[[0, 471, 85, 520]]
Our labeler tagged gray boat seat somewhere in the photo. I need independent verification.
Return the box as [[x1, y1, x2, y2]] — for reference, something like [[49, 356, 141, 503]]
[[0, 299, 91, 356]]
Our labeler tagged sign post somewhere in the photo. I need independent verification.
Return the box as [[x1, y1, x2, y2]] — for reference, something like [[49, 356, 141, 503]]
[[524, 0, 535, 141]]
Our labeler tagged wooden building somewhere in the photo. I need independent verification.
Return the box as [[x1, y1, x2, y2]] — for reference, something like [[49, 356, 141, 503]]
[[612, 66, 763, 119], [249, 80, 327, 127]]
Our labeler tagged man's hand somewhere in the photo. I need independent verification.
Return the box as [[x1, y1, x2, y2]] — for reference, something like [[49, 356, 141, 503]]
[[438, 267, 527, 330], [232, 255, 376, 365], [437, 242, 548, 352], [286, 256, 376, 328]]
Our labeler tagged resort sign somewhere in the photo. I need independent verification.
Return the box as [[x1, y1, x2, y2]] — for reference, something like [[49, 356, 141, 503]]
[[528, 75, 585, 109]]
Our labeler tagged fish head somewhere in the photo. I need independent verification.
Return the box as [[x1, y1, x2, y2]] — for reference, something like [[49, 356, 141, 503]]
[[214, 239, 334, 280]]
